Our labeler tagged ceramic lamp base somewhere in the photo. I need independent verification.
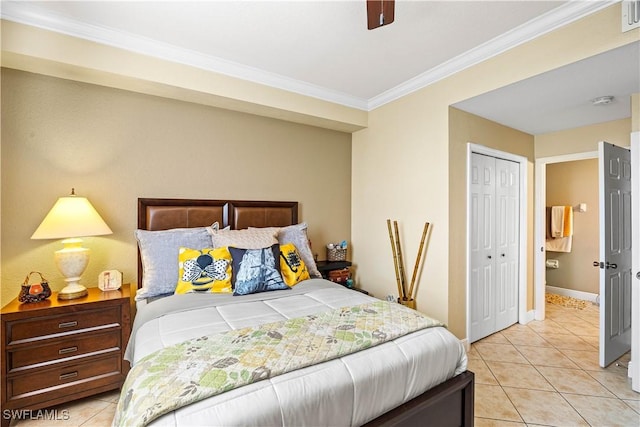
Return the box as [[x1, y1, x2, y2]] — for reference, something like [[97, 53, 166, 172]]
[[54, 238, 90, 300], [58, 285, 88, 300]]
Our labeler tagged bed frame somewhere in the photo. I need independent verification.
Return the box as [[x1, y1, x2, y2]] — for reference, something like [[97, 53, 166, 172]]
[[137, 198, 474, 426]]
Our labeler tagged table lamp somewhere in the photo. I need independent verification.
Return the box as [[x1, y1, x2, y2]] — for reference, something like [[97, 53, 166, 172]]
[[31, 189, 112, 300]]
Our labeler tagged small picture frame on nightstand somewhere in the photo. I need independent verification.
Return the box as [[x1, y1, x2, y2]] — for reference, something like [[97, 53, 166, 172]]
[[98, 270, 122, 291]]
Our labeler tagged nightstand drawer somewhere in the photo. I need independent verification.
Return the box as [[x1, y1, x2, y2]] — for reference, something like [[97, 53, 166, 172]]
[[8, 354, 122, 399], [6, 307, 122, 344], [8, 330, 121, 371]]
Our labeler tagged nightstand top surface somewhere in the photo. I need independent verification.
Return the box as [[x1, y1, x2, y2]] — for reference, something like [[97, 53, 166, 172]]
[[1, 286, 130, 314]]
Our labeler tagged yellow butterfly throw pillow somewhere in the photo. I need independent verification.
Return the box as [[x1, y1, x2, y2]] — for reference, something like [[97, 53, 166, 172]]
[[279, 243, 310, 286], [176, 247, 232, 294]]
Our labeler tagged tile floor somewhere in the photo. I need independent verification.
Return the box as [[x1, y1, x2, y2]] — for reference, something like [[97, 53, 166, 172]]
[[472, 300, 639, 426], [9, 299, 640, 426]]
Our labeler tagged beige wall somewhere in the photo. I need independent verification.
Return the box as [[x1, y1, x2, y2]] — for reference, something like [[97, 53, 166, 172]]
[[536, 118, 632, 157], [545, 159, 599, 294], [1, 69, 352, 306], [447, 108, 535, 337], [1, 20, 367, 134], [352, 4, 637, 338]]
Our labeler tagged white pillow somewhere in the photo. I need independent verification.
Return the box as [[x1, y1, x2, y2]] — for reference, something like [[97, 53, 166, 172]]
[[210, 228, 278, 249]]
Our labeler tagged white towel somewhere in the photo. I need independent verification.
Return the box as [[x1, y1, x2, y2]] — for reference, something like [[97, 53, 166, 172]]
[[550, 206, 565, 238], [546, 236, 572, 253]]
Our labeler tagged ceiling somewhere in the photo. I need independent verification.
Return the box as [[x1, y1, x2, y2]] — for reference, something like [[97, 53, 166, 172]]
[[2, 1, 638, 134]]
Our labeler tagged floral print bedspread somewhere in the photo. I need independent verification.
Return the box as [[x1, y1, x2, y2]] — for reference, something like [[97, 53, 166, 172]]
[[113, 300, 443, 427]]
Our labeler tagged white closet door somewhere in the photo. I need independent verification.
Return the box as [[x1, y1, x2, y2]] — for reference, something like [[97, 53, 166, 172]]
[[469, 153, 519, 342], [495, 158, 520, 331], [469, 153, 496, 342]]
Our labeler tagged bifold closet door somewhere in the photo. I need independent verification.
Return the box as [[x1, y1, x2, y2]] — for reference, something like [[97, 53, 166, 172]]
[[494, 157, 519, 332], [469, 153, 519, 343]]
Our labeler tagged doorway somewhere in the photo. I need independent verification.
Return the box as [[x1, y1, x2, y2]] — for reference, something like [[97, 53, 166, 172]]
[[466, 143, 528, 343], [535, 146, 633, 371], [544, 158, 599, 304], [534, 151, 598, 320]]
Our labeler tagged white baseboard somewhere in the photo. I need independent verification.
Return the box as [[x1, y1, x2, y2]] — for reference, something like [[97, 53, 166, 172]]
[[546, 285, 598, 303], [523, 310, 536, 324]]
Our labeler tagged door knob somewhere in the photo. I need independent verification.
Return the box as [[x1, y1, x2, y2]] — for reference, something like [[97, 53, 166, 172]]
[[487, 255, 492, 259], [500, 253, 506, 257], [636, 272, 640, 280], [606, 262, 617, 269]]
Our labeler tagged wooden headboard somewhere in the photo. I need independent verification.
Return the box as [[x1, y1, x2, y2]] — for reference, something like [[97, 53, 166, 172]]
[[137, 198, 298, 288]]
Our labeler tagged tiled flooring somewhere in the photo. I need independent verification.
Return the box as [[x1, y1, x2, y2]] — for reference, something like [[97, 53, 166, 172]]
[[10, 390, 118, 426], [10, 299, 639, 426], [472, 300, 639, 426]]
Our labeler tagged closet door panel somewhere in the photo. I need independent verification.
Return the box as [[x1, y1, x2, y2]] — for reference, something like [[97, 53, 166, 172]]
[[495, 159, 519, 330], [469, 153, 496, 342]]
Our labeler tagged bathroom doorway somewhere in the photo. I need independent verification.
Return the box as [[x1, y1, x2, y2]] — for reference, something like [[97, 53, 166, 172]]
[[535, 151, 599, 343]]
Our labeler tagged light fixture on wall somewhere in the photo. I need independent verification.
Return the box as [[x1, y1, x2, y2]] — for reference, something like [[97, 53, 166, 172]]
[[31, 189, 112, 299]]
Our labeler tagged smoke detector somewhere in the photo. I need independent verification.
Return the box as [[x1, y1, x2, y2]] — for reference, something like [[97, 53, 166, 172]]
[[591, 96, 615, 106]]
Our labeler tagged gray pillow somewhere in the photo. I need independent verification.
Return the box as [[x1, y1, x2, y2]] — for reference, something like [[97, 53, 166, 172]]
[[250, 223, 321, 278], [135, 227, 213, 300], [278, 223, 321, 278]]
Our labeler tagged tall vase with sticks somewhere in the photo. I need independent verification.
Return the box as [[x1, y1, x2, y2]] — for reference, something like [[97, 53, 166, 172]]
[[386, 220, 430, 310]]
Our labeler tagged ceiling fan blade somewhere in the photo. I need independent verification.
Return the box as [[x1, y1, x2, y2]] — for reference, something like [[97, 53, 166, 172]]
[[367, 0, 395, 30]]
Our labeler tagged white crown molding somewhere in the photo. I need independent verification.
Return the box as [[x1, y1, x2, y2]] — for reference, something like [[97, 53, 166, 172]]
[[367, 0, 615, 110], [0, 1, 370, 110], [1, 0, 615, 112]]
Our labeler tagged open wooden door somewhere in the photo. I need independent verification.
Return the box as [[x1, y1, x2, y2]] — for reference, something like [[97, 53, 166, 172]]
[[598, 141, 632, 367]]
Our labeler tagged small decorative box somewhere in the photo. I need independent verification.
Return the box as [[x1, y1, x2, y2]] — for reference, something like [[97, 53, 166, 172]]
[[328, 268, 350, 283]]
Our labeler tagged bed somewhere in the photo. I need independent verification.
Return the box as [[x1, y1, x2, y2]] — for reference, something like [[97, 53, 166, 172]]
[[116, 198, 474, 426]]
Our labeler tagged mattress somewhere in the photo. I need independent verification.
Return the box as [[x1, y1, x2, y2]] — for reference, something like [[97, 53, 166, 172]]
[[125, 279, 467, 426]]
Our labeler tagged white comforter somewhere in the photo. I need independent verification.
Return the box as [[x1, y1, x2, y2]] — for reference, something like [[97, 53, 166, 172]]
[[126, 279, 467, 426]]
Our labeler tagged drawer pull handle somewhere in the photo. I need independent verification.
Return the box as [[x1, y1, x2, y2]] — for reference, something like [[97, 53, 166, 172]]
[[59, 371, 78, 380], [59, 346, 78, 355], [58, 321, 78, 329]]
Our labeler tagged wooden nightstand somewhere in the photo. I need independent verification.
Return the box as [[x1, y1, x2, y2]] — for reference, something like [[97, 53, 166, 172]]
[[1, 287, 131, 427], [316, 260, 352, 280], [316, 261, 369, 295]]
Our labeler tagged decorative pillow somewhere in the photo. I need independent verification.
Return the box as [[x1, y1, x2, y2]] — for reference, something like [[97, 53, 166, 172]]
[[279, 243, 310, 286], [175, 247, 233, 294], [251, 223, 321, 278], [211, 228, 278, 249], [135, 227, 213, 300], [229, 244, 289, 296]]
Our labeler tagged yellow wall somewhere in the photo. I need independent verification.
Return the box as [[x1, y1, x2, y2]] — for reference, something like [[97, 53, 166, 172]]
[[352, 3, 637, 337], [0, 69, 352, 306]]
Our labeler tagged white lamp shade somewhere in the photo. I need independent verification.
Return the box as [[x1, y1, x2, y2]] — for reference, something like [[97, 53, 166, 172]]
[[31, 195, 112, 240]]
